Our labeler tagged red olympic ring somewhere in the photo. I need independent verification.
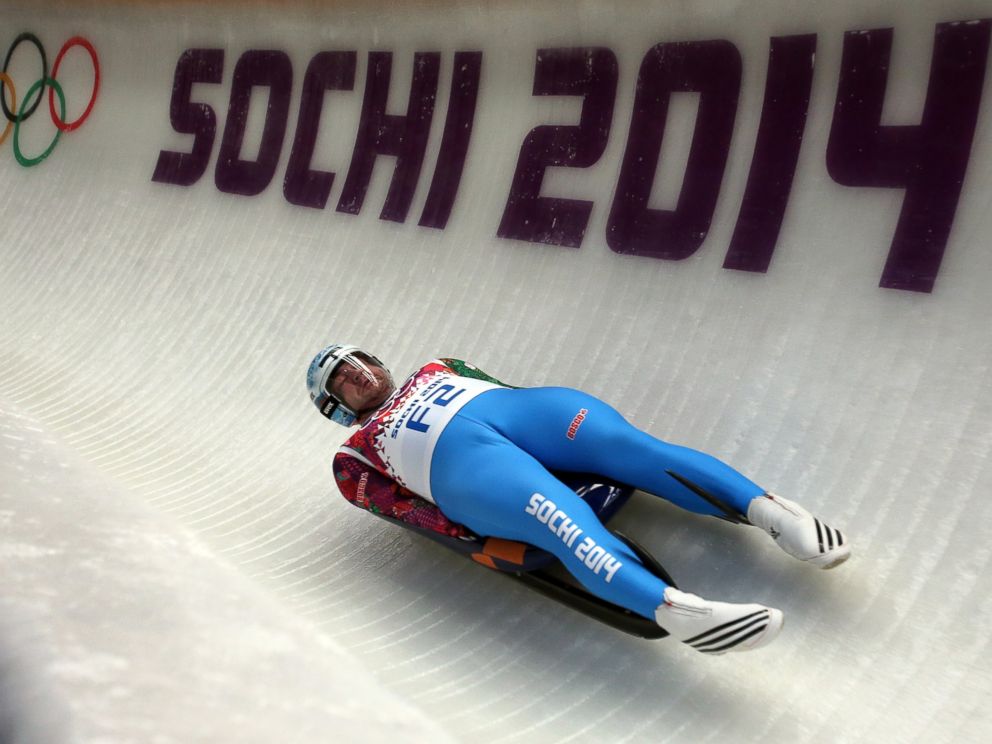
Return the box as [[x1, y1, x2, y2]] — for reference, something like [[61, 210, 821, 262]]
[[47, 36, 99, 132]]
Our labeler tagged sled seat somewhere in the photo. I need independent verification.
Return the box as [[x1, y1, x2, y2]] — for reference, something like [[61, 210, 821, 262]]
[[374, 474, 674, 638], [380, 474, 636, 572]]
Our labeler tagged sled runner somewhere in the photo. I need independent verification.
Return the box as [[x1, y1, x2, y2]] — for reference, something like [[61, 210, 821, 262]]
[[373, 474, 679, 639]]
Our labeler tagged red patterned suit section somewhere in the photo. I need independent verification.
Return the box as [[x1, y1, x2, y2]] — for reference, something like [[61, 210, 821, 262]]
[[332, 450, 468, 538]]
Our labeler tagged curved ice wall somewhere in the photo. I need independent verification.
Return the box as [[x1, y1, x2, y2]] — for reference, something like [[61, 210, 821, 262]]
[[2, 0, 991, 741]]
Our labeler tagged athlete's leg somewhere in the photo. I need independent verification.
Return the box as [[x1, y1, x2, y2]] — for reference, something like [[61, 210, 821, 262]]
[[431, 411, 785, 652], [465, 387, 850, 568], [431, 414, 668, 620], [466, 387, 764, 518]]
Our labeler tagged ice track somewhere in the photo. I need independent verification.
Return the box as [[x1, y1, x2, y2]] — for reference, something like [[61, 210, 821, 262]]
[[2, 1, 992, 742]]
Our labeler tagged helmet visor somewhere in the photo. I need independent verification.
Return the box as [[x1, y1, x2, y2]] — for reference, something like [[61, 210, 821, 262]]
[[324, 351, 392, 414]]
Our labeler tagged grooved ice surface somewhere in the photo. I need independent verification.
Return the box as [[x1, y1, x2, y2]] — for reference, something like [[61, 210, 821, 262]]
[[1, 1, 991, 742], [0, 402, 456, 744]]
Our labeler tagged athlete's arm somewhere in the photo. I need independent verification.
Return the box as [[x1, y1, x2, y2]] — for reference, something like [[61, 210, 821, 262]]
[[332, 450, 469, 538]]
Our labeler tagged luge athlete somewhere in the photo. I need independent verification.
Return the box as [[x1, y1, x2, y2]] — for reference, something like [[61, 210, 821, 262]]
[[308, 345, 850, 654]]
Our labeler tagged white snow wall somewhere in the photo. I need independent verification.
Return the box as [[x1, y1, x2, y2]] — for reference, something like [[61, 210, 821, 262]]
[[2, 0, 992, 742]]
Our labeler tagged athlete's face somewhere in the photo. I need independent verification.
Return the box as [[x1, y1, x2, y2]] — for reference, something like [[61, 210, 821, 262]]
[[329, 354, 394, 417]]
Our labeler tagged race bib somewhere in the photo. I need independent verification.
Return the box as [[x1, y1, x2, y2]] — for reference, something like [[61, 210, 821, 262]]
[[377, 373, 497, 502]]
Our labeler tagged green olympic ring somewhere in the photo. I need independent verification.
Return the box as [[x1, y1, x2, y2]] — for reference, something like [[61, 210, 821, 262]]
[[13, 77, 64, 166]]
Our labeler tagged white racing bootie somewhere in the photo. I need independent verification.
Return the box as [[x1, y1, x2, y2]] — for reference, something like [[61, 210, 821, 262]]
[[747, 493, 851, 569], [655, 587, 783, 654]]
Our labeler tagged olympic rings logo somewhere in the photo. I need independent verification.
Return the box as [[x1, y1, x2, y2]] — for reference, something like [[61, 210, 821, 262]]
[[0, 33, 100, 167]]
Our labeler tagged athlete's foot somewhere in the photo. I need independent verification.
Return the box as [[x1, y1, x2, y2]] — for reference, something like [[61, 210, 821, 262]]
[[747, 493, 851, 569], [655, 587, 783, 654]]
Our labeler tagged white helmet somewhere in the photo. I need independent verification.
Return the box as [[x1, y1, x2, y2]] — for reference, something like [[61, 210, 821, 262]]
[[306, 344, 392, 426]]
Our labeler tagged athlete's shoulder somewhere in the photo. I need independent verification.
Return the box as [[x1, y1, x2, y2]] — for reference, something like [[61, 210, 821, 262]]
[[419, 358, 457, 374], [437, 358, 514, 388]]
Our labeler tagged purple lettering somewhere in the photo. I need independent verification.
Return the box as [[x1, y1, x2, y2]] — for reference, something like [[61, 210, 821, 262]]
[[497, 47, 618, 248], [826, 21, 991, 292], [336, 52, 440, 222], [151, 49, 224, 186], [215, 50, 293, 196], [283, 51, 357, 209], [607, 40, 741, 260], [725, 34, 816, 274], [418, 51, 483, 229]]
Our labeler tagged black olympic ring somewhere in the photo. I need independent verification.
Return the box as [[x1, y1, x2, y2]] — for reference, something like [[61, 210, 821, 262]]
[[1, 32, 47, 123]]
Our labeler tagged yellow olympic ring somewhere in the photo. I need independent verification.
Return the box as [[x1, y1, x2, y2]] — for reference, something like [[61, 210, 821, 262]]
[[0, 72, 14, 146]]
